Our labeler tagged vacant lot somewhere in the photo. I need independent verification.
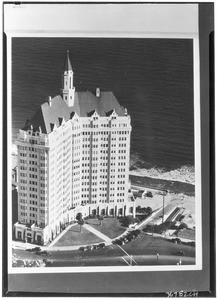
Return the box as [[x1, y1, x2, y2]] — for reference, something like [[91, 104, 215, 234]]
[[85, 217, 126, 239], [177, 228, 195, 241], [53, 225, 103, 247]]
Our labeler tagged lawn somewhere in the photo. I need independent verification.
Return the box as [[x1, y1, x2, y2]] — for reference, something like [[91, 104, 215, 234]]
[[85, 217, 126, 239], [53, 224, 104, 247]]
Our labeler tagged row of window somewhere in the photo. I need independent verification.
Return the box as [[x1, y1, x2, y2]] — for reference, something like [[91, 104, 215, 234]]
[[81, 130, 129, 135], [19, 146, 37, 151]]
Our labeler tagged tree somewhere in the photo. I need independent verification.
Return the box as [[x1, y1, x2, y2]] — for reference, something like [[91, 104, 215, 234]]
[[77, 219, 84, 233], [76, 213, 83, 221], [179, 222, 188, 229], [146, 206, 153, 215], [98, 215, 104, 226], [136, 206, 141, 212], [119, 215, 139, 228]]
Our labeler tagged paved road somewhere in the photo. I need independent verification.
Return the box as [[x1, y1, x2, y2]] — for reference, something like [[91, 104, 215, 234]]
[[13, 246, 195, 267], [44, 254, 195, 267]]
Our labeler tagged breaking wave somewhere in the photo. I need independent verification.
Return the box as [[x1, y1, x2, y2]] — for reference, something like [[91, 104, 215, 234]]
[[130, 153, 195, 185]]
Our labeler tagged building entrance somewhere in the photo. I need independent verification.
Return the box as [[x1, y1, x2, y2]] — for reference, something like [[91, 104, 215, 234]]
[[37, 235, 42, 244]]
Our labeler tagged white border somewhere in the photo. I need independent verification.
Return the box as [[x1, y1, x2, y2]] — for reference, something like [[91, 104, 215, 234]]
[[5, 3, 201, 274]]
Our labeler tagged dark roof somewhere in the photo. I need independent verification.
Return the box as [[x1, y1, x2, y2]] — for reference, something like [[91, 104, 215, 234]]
[[106, 110, 115, 116], [64, 50, 73, 71], [23, 95, 71, 134], [72, 91, 125, 117], [23, 91, 126, 134]]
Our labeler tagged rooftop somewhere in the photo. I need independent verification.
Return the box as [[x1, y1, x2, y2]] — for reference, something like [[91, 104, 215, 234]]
[[23, 91, 126, 134]]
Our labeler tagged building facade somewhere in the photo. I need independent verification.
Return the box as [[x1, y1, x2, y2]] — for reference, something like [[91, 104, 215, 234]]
[[14, 52, 134, 245]]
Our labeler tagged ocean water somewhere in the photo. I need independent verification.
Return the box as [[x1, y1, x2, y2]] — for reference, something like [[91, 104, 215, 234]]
[[12, 38, 194, 178]]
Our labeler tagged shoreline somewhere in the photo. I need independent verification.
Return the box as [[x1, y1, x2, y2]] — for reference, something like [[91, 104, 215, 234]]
[[129, 174, 195, 197], [129, 166, 195, 185], [129, 170, 195, 185]]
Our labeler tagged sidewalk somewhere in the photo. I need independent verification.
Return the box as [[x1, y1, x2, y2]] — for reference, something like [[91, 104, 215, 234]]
[[83, 223, 112, 242], [12, 241, 37, 250], [44, 223, 113, 251], [137, 206, 163, 229]]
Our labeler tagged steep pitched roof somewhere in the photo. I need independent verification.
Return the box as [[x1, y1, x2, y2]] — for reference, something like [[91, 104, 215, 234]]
[[23, 95, 71, 134], [64, 50, 73, 71], [22, 91, 126, 134]]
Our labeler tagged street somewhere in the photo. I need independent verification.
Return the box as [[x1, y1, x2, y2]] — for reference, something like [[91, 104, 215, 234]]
[[13, 233, 195, 267]]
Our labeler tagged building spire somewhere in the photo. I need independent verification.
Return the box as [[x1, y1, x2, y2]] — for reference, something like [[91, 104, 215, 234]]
[[62, 50, 75, 107], [64, 50, 73, 71]]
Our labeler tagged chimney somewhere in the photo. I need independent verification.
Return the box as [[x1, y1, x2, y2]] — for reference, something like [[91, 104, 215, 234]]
[[48, 96, 52, 106], [96, 88, 100, 98]]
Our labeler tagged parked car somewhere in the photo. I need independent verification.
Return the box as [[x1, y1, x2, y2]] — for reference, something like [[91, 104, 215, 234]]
[[79, 246, 85, 251], [86, 245, 93, 251], [99, 243, 105, 248], [40, 250, 50, 256], [26, 247, 41, 252], [177, 251, 185, 256], [188, 241, 195, 247], [134, 229, 141, 235], [144, 190, 153, 197], [43, 259, 53, 266], [125, 235, 133, 242], [92, 244, 99, 250], [129, 223, 138, 229], [35, 250, 50, 256], [172, 238, 181, 244]]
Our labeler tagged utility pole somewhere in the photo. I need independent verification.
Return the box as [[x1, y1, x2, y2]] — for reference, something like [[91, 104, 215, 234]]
[[117, 245, 138, 266]]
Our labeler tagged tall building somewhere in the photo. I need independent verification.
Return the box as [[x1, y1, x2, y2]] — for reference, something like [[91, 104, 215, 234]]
[[14, 51, 134, 245]]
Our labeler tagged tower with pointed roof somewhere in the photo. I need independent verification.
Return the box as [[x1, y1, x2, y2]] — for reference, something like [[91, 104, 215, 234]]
[[62, 50, 75, 107]]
